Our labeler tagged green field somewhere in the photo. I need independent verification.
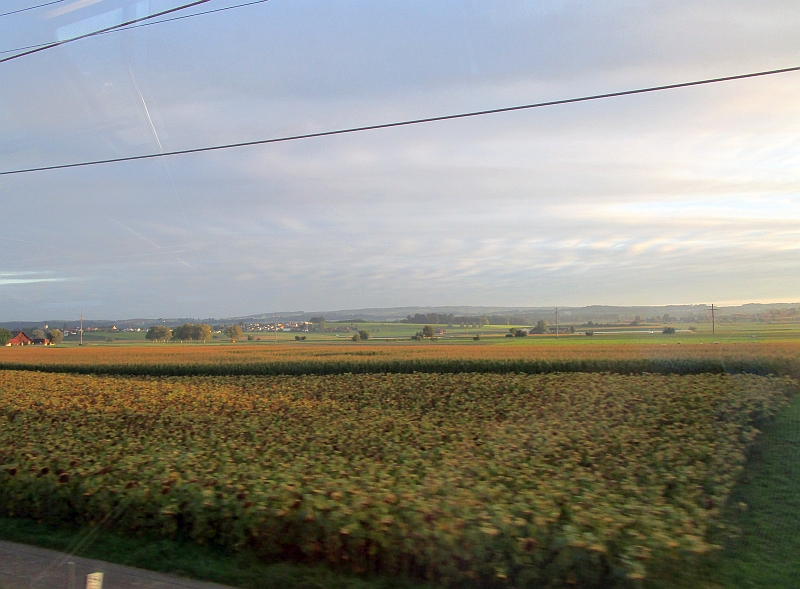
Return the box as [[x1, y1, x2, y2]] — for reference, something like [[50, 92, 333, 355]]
[[45, 320, 800, 353]]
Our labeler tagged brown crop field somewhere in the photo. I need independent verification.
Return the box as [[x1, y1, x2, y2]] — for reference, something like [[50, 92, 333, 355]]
[[0, 370, 796, 587], [2, 340, 800, 377]]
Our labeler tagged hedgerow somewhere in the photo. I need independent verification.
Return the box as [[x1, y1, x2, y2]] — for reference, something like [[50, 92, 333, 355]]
[[0, 356, 798, 378]]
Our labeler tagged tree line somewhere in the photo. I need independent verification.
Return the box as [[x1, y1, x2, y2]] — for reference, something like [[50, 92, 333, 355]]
[[146, 323, 212, 342], [403, 313, 541, 326], [145, 324, 253, 343]]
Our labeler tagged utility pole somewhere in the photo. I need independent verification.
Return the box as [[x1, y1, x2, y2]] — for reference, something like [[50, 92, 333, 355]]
[[274, 311, 277, 343], [710, 304, 716, 335], [79, 314, 83, 346], [555, 307, 559, 339]]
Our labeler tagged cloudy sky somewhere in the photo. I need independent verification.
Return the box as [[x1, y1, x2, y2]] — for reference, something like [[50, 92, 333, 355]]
[[1, 0, 798, 320]]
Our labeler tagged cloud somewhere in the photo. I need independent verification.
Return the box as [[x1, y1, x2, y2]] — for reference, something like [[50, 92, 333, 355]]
[[1, 0, 799, 319], [0, 277, 69, 286]]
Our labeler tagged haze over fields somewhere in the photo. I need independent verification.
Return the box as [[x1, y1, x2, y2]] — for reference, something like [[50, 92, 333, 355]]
[[1, 0, 799, 321], [2, 303, 798, 332]]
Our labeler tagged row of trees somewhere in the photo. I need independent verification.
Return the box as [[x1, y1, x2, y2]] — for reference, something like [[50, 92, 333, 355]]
[[145, 324, 252, 343], [146, 323, 213, 343], [405, 313, 562, 327], [404, 313, 492, 327]]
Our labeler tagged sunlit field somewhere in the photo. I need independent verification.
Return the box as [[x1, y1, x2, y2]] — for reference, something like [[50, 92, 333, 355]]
[[1, 370, 794, 588], [2, 323, 799, 588], [2, 321, 800, 376]]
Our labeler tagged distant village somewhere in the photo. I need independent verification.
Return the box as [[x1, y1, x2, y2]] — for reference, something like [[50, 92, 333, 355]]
[[3, 319, 366, 346]]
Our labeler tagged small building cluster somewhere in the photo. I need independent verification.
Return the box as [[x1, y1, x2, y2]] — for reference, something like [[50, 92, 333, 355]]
[[5, 331, 51, 346], [225, 321, 311, 333]]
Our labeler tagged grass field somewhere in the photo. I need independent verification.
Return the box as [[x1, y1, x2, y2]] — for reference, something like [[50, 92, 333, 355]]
[[712, 389, 800, 588], [36, 320, 800, 347]]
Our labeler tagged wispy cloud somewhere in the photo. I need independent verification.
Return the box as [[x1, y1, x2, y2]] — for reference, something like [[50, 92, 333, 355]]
[[0, 272, 72, 287], [0, 277, 68, 286]]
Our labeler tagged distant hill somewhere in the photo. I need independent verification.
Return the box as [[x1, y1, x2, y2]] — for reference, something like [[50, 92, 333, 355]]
[[2, 302, 798, 331]]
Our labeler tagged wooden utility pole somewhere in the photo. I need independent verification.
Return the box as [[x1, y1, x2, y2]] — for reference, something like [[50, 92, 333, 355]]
[[274, 311, 278, 343], [555, 307, 559, 338], [710, 304, 716, 335], [79, 314, 83, 346]]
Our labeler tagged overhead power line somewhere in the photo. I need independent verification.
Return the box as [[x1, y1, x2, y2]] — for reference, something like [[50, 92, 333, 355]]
[[114, 0, 270, 32], [0, 0, 64, 18], [0, 0, 211, 64], [0, 0, 271, 55], [1, 65, 797, 176]]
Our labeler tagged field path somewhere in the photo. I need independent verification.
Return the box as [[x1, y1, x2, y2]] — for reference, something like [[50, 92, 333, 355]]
[[0, 540, 236, 589]]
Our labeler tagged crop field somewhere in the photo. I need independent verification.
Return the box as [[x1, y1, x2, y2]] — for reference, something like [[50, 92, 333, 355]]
[[2, 339, 800, 379], [1, 369, 796, 588]]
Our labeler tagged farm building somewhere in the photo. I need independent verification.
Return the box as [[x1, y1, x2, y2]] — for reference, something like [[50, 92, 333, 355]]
[[6, 331, 33, 346], [5, 331, 51, 346]]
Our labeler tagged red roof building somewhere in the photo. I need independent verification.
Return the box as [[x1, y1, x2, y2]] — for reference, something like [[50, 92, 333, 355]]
[[6, 331, 34, 346]]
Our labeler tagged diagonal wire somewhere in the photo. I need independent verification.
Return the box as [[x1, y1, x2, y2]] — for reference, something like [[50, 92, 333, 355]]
[[1, 65, 798, 176], [0, 0, 65, 18], [0, 0, 211, 64], [0, 0, 270, 55], [113, 0, 269, 32]]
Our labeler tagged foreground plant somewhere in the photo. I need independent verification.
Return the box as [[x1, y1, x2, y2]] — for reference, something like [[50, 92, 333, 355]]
[[0, 371, 794, 587]]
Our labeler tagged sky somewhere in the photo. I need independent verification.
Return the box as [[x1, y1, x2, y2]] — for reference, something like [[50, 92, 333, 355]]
[[1, 0, 799, 320]]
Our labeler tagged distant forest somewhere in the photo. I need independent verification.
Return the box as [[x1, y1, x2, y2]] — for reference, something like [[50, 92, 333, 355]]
[[403, 313, 526, 326], [402, 308, 800, 326]]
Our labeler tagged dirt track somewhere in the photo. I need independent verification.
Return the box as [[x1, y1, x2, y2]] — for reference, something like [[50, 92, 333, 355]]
[[0, 541, 234, 589]]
